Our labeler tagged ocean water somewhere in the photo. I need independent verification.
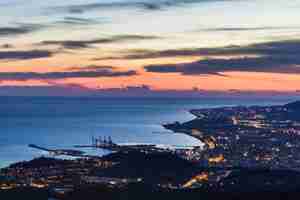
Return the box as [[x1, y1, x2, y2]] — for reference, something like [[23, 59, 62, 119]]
[[0, 95, 299, 168]]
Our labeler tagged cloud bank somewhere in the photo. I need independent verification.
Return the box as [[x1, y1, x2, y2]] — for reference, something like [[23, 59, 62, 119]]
[[143, 40, 300, 75], [0, 50, 53, 60], [98, 39, 300, 60], [0, 67, 137, 81], [52, 0, 232, 14], [0, 23, 44, 37], [39, 34, 160, 49]]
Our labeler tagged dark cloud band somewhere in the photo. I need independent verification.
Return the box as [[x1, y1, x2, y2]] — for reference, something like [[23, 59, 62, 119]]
[[54, 17, 102, 26], [0, 68, 137, 81], [51, 0, 232, 14], [197, 26, 300, 32], [0, 50, 53, 60], [97, 39, 300, 60], [143, 40, 300, 75], [39, 35, 160, 49], [0, 24, 44, 37], [145, 56, 300, 75]]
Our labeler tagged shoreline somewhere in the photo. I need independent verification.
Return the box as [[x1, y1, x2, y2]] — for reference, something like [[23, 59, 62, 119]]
[[3, 100, 300, 198]]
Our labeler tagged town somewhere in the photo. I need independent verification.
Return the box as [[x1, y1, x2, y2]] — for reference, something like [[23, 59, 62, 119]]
[[164, 101, 300, 170]]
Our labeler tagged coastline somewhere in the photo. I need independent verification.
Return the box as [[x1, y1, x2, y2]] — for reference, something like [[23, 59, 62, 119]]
[[2, 99, 300, 198], [1, 96, 300, 169]]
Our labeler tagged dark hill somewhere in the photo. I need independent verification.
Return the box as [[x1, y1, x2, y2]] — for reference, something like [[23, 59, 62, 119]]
[[96, 151, 201, 184], [221, 169, 300, 192], [285, 101, 300, 110], [8, 157, 72, 169]]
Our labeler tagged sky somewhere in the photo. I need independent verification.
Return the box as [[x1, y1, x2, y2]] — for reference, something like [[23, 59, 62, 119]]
[[1, 0, 300, 93]]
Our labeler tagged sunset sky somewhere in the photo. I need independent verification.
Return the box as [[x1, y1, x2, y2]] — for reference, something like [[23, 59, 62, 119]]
[[1, 0, 300, 92]]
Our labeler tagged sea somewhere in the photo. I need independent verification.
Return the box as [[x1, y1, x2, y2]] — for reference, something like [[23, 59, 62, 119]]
[[1, 95, 300, 168]]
